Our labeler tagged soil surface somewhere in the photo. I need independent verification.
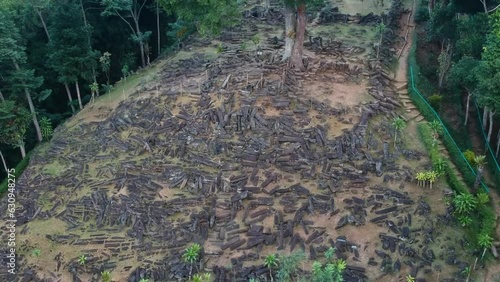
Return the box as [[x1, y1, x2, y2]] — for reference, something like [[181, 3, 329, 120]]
[[1, 0, 497, 281]]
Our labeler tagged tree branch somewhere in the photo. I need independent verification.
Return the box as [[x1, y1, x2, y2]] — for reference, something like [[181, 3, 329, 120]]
[[487, 3, 500, 13], [114, 8, 136, 35], [137, 0, 148, 21]]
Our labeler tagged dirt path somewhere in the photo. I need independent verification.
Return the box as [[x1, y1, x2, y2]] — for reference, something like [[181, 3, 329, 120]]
[[391, 1, 500, 280]]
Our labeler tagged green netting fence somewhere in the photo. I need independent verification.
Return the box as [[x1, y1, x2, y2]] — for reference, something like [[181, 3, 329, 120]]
[[407, 31, 491, 194], [473, 100, 500, 189]]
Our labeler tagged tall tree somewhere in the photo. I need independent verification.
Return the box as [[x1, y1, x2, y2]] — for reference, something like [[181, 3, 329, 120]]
[[0, 10, 44, 142], [282, 0, 322, 70], [476, 10, 500, 143], [102, 0, 150, 68], [48, 1, 98, 110], [0, 100, 32, 158], [159, 0, 239, 36], [448, 56, 479, 125]]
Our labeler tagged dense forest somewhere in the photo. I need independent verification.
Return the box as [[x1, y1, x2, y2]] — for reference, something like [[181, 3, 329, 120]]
[[0, 0, 499, 185], [0, 0, 239, 181]]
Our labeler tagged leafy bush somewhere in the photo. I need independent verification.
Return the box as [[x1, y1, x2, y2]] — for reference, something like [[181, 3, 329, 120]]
[[415, 6, 430, 23], [312, 248, 346, 282], [453, 193, 477, 214], [463, 150, 476, 166], [476, 192, 489, 204], [276, 251, 305, 281], [428, 94, 443, 110]]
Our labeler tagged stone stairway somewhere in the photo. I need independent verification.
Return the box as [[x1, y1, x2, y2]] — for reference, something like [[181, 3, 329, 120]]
[[392, 80, 466, 184]]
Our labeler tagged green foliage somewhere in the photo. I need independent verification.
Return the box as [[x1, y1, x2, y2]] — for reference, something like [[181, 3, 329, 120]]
[[101, 270, 112, 282], [427, 94, 442, 109], [78, 254, 87, 265], [453, 193, 477, 214], [417, 123, 495, 249], [39, 117, 53, 140], [47, 1, 98, 83], [425, 2, 457, 43], [138, 279, 149, 282], [432, 157, 446, 176], [159, 0, 240, 36], [478, 233, 493, 249], [457, 214, 472, 227], [183, 243, 202, 264], [251, 34, 260, 45], [415, 6, 429, 24], [463, 150, 476, 166], [191, 273, 211, 282], [31, 248, 41, 257], [476, 192, 489, 204], [264, 254, 278, 269], [455, 14, 488, 59], [461, 266, 471, 277], [311, 247, 345, 282], [406, 274, 415, 282], [276, 251, 305, 282], [0, 100, 31, 148], [166, 18, 196, 51], [0, 150, 32, 195], [215, 43, 224, 54]]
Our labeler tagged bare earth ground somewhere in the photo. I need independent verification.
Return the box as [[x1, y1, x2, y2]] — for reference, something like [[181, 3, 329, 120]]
[[1, 0, 498, 281]]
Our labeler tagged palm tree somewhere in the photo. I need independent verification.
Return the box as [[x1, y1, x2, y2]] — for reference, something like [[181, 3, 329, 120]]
[[392, 117, 407, 148], [473, 155, 486, 193]]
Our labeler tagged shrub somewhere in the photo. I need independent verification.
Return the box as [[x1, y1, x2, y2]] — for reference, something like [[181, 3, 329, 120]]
[[463, 150, 476, 166], [415, 6, 429, 23], [276, 251, 305, 281], [428, 94, 443, 110], [453, 193, 477, 215], [476, 192, 489, 204]]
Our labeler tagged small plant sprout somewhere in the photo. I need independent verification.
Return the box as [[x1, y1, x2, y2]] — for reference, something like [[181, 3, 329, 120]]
[[476, 192, 489, 204], [264, 254, 278, 282], [478, 233, 493, 259], [191, 273, 212, 282], [433, 157, 447, 176], [31, 248, 41, 257], [426, 171, 438, 189], [78, 254, 87, 265], [406, 274, 416, 282], [416, 172, 426, 186], [428, 120, 442, 147], [216, 43, 224, 54], [101, 270, 112, 282], [392, 117, 407, 148], [457, 215, 473, 227], [183, 243, 202, 280], [251, 34, 260, 46]]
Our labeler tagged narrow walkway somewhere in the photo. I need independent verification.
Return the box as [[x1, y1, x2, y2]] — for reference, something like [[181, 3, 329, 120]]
[[390, 0, 499, 279]]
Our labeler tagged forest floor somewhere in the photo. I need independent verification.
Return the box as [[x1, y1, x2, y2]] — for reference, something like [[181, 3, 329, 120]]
[[1, 0, 498, 281]]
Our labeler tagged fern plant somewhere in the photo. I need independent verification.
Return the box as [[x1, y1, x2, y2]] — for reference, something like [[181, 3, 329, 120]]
[[183, 243, 202, 280], [39, 117, 53, 140], [476, 192, 489, 204], [264, 254, 278, 282], [453, 193, 477, 214], [101, 270, 112, 282]]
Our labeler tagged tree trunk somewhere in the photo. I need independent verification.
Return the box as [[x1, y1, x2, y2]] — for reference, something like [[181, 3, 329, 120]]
[[428, 0, 435, 14], [291, 4, 306, 70], [18, 141, 26, 159], [75, 80, 83, 110], [0, 150, 8, 174], [377, 29, 383, 60], [473, 166, 483, 193], [464, 92, 471, 126], [36, 8, 51, 43], [156, 0, 161, 57], [133, 17, 146, 68], [496, 129, 500, 158], [483, 107, 488, 130], [80, 0, 99, 95], [13, 61, 42, 142], [64, 82, 76, 113], [283, 5, 296, 61], [480, 0, 488, 13], [487, 111, 494, 143], [0, 90, 4, 102]]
